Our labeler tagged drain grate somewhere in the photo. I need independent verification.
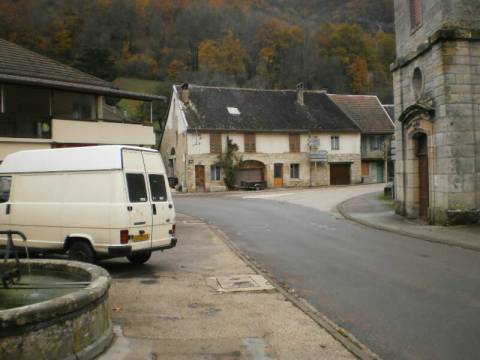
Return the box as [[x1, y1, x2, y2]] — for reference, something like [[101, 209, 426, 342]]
[[206, 274, 274, 293]]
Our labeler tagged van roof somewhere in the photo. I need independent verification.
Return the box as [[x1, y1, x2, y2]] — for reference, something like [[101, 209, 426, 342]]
[[0, 145, 158, 174]]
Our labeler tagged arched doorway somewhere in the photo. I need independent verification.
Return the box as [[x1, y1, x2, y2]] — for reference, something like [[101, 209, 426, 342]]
[[236, 160, 265, 188], [415, 133, 429, 219]]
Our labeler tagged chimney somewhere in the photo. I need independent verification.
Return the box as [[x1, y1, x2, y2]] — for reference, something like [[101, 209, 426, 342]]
[[180, 83, 189, 103], [296, 82, 304, 106]]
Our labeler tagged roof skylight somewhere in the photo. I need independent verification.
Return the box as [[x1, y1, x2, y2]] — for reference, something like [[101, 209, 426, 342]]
[[227, 107, 240, 115]]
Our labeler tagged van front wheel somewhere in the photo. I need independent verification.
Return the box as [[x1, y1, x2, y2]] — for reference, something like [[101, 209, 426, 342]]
[[127, 251, 151, 265], [68, 241, 95, 263]]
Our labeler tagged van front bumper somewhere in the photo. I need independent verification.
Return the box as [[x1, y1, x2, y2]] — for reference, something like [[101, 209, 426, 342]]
[[107, 237, 178, 258]]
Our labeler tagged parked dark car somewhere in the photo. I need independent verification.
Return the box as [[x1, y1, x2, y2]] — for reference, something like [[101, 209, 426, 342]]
[[168, 176, 178, 188], [239, 181, 267, 190]]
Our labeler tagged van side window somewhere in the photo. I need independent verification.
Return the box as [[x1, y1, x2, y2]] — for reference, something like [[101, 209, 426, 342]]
[[149, 174, 167, 202], [0, 176, 11, 203], [126, 174, 148, 202]]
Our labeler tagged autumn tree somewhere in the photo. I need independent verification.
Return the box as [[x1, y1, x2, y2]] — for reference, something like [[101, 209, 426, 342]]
[[167, 59, 187, 80], [73, 47, 117, 81], [0, 1, 396, 102], [255, 20, 304, 87], [198, 30, 246, 79], [347, 57, 369, 93]]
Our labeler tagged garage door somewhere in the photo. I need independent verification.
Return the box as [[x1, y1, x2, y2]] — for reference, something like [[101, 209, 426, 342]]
[[330, 164, 351, 185], [237, 168, 263, 183]]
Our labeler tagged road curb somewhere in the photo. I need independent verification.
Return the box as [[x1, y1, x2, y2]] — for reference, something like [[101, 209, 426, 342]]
[[205, 221, 380, 360], [337, 199, 480, 253]]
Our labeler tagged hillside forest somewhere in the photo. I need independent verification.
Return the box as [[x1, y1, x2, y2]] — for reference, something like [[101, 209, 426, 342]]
[[0, 0, 396, 104]]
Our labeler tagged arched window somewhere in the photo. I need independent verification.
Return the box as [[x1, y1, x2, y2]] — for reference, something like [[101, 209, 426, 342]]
[[170, 147, 176, 156], [410, 0, 422, 30]]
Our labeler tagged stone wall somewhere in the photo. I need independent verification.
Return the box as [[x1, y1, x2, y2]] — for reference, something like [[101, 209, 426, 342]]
[[394, 0, 480, 59], [393, 37, 480, 223], [362, 160, 387, 184], [184, 152, 361, 192]]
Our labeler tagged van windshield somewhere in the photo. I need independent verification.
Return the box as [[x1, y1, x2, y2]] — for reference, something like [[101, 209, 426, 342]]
[[149, 174, 167, 202], [0, 176, 11, 203], [126, 174, 148, 202]]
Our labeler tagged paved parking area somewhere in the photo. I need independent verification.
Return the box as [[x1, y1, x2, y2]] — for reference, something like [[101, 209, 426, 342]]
[[99, 214, 354, 360]]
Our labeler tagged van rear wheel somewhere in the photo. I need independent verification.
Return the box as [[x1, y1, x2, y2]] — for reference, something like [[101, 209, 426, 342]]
[[127, 251, 151, 265], [68, 241, 95, 263]]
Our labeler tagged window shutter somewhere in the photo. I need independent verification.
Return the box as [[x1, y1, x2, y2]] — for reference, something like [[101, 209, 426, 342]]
[[289, 134, 300, 152], [245, 133, 256, 152], [210, 133, 221, 154]]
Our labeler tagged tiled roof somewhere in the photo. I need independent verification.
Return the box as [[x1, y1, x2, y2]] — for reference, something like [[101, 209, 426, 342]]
[[0, 38, 112, 88], [328, 94, 395, 134], [0, 39, 166, 101], [383, 105, 395, 122], [176, 85, 360, 132]]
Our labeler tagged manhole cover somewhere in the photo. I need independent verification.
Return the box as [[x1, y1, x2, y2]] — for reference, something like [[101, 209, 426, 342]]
[[206, 275, 274, 292]]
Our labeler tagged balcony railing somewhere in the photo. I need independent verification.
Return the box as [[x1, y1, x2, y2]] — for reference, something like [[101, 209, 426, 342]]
[[361, 148, 386, 159]]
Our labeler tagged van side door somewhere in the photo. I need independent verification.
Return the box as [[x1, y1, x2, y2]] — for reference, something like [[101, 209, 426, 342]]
[[142, 152, 175, 248], [123, 150, 153, 247], [0, 175, 12, 244]]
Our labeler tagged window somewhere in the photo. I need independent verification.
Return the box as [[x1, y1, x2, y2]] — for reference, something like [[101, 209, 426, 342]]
[[244, 133, 256, 153], [149, 174, 168, 202], [53, 91, 96, 120], [371, 136, 380, 150], [290, 164, 300, 179], [0, 176, 12, 203], [331, 136, 340, 150], [126, 173, 148, 202], [1, 84, 51, 139], [210, 133, 222, 154], [211, 165, 221, 181], [361, 135, 368, 153], [409, 0, 422, 30], [289, 134, 300, 152]]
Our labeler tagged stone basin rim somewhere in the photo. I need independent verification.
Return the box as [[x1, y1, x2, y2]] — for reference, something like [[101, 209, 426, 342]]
[[0, 259, 111, 332]]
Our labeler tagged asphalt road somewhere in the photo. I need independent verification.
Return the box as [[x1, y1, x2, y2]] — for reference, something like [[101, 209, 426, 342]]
[[175, 191, 480, 360]]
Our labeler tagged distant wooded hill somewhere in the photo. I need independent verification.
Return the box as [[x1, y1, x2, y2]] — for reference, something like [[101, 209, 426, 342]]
[[0, 0, 395, 102]]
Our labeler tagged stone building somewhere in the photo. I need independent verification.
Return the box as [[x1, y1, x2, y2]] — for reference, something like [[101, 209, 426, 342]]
[[161, 84, 367, 192], [392, 0, 480, 224], [0, 39, 163, 161], [328, 95, 395, 184]]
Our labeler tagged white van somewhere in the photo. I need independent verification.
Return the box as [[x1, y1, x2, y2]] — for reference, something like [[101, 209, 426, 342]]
[[0, 145, 176, 264]]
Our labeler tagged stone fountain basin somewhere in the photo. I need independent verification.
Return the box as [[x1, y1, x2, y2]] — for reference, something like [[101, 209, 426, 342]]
[[0, 259, 112, 360]]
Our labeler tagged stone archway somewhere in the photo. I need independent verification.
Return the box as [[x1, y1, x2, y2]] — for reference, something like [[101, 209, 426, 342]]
[[398, 102, 435, 220], [236, 160, 266, 187]]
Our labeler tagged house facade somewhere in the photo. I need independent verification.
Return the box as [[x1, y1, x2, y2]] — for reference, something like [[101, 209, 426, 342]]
[[0, 39, 164, 161], [328, 95, 395, 184], [392, 0, 480, 224], [161, 84, 364, 192]]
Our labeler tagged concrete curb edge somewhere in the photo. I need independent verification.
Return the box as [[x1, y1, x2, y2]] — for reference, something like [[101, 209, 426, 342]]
[[206, 221, 380, 360], [337, 198, 480, 253]]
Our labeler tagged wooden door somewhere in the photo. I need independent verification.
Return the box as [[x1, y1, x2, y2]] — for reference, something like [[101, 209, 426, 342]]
[[418, 155, 429, 219], [417, 134, 429, 219], [330, 164, 351, 185], [274, 163, 283, 187], [376, 162, 385, 183], [195, 165, 205, 191]]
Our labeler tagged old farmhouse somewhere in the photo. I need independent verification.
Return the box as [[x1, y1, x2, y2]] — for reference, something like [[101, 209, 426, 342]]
[[0, 39, 164, 161], [161, 84, 393, 192]]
